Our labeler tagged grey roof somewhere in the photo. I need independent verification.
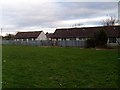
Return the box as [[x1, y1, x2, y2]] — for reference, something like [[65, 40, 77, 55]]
[[51, 26, 120, 38], [14, 31, 42, 39]]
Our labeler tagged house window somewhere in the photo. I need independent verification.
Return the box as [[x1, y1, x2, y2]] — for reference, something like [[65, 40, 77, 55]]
[[109, 37, 116, 43], [61, 38, 66, 40], [23, 39, 27, 41], [28, 38, 32, 41], [63, 38, 66, 40], [79, 38, 82, 40], [70, 38, 76, 40]]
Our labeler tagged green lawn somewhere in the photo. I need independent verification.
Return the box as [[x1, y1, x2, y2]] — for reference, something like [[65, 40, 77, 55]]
[[2, 45, 119, 88]]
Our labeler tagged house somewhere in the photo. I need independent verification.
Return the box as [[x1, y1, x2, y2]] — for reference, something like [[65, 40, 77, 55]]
[[50, 26, 120, 46], [14, 31, 47, 41]]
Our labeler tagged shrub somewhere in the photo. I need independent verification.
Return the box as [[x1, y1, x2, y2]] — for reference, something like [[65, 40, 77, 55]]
[[94, 29, 108, 47], [86, 38, 95, 48]]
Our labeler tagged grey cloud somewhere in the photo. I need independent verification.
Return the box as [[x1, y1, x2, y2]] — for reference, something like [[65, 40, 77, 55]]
[[1, 1, 118, 35], [57, 2, 117, 19]]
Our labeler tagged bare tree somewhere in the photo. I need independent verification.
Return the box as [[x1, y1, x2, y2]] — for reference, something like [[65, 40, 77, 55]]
[[3, 34, 15, 40], [102, 16, 119, 26], [72, 23, 83, 28]]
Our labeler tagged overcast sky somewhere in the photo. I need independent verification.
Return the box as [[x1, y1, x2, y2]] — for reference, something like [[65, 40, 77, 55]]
[[0, 0, 119, 36]]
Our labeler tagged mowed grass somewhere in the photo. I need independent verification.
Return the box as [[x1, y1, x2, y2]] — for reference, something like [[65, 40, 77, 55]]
[[2, 45, 119, 88]]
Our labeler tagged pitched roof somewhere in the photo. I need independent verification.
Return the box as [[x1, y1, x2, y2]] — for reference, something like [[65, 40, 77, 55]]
[[51, 26, 120, 38], [14, 31, 42, 39]]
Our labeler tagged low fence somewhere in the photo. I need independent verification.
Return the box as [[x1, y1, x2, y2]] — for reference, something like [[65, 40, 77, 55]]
[[2, 40, 87, 48]]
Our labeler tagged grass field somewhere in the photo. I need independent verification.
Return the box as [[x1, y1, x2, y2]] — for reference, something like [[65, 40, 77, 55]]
[[2, 45, 119, 88]]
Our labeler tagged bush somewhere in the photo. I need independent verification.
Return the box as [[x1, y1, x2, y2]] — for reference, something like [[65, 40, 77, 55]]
[[86, 38, 95, 48], [94, 29, 108, 47]]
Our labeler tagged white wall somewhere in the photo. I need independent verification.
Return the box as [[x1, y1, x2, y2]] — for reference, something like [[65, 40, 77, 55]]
[[117, 38, 120, 43], [76, 38, 79, 40], [107, 43, 119, 47], [58, 39, 62, 41], [66, 39, 70, 41], [107, 38, 120, 46], [51, 39, 57, 41], [36, 31, 47, 40]]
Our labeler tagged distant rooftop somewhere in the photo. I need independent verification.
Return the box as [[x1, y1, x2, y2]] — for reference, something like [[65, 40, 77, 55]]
[[14, 31, 43, 39]]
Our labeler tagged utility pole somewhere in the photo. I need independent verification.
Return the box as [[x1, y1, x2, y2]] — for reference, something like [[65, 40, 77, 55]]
[[0, 28, 2, 36], [118, 1, 120, 24], [0, 28, 2, 45]]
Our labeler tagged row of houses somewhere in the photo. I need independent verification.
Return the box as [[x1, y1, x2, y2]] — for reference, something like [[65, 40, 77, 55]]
[[13, 25, 120, 46]]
